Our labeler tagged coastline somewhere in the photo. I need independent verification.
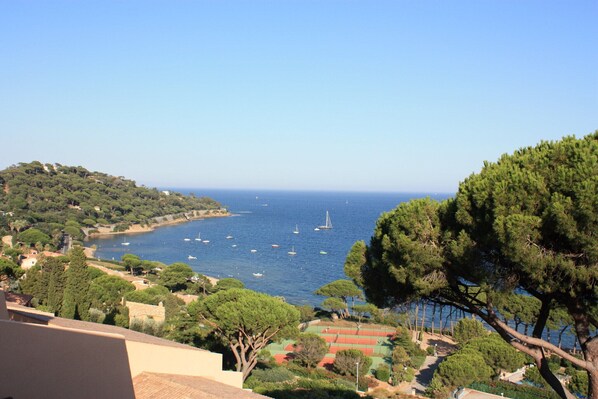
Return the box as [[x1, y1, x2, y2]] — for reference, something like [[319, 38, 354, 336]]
[[87, 209, 230, 238]]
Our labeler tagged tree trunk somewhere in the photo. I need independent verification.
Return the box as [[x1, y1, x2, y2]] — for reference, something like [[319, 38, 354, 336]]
[[413, 303, 419, 339]]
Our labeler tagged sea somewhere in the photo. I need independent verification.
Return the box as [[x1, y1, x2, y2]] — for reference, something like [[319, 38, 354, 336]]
[[88, 190, 449, 305]]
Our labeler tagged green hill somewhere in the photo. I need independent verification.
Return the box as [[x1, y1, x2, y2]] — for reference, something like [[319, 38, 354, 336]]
[[0, 161, 222, 247]]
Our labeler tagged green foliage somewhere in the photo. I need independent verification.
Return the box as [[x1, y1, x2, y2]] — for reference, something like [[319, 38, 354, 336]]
[[569, 370, 588, 396], [375, 364, 390, 382], [213, 277, 245, 291], [88, 274, 135, 313], [355, 133, 598, 399], [344, 240, 366, 287], [469, 381, 560, 399], [159, 262, 193, 292], [429, 350, 493, 393], [295, 304, 316, 323], [61, 247, 91, 320], [315, 280, 362, 301], [250, 367, 296, 383], [453, 318, 487, 344], [197, 288, 300, 380], [0, 161, 221, 243], [464, 333, 526, 374], [351, 303, 378, 323], [333, 349, 372, 377], [17, 228, 51, 246], [0, 258, 23, 282], [293, 333, 328, 369], [321, 297, 347, 315]]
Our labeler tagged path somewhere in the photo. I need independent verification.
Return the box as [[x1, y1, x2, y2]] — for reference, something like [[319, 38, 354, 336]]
[[404, 355, 444, 395], [87, 260, 151, 290]]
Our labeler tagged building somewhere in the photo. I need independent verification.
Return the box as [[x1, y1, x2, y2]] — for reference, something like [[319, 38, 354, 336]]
[[0, 291, 269, 399]]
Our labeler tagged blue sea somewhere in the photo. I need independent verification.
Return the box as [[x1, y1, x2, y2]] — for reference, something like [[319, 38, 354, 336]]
[[88, 190, 449, 305]]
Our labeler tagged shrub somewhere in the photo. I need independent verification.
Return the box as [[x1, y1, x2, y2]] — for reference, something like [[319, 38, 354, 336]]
[[375, 364, 391, 382], [426, 346, 436, 356], [251, 367, 296, 383], [293, 333, 328, 369], [333, 349, 372, 377], [88, 308, 106, 324]]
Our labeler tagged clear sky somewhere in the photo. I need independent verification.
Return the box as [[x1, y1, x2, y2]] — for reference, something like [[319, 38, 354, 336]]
[[1, 1, 596, 193]]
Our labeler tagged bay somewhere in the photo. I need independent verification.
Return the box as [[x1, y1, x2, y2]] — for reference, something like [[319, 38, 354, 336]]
[[88, 189, 449, 305]]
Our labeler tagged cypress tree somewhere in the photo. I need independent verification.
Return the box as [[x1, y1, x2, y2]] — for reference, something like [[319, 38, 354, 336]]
[[61, 247, 91, 320], [45, 257, 66, 314]]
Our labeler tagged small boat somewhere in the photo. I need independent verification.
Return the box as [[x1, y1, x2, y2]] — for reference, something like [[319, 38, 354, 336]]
[[232, 244, 238, 248], [271, 244, 280, 248], [319, 250, 328, 255], [252, 272, 263, 277], [317, 211, 333, 230], [195, 233, 202, 241], [250, 249, 257, 253], [202, 240, 210, 244], [183, 238, 191, 242], [314, 228, 320, 231], [121, 238, 130, 246], [226, 235, 233, 239], [288, 246, 297, 256], [188, 255, 197, 260], [293, 225, 299, 234]]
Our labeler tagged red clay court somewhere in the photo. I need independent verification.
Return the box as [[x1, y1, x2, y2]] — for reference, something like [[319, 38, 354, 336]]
[[323, 328, 393, 337], [321, 336, 378, 345]]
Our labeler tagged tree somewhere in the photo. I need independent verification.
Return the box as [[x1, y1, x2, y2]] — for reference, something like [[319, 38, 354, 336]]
[[321, 297, 348, 319], [121, 254, 142, 275], [0, 258, 23, 288], [159, 262, 193, 292], [464, 334, 526, 375], [88, 274, 135, 313], [196, 288, 300, 380], [453, 318, 488, 344], [315, 280, 363, 318], [213, 277, 245, 291], [352, 303, 379, 324], [293, 333, 328, 370], [333, 349, 372, 377], [352, 133, 598, 399], [428, 350, 493, 396], [61, 247, 91, 320], [17, 228, 51, 246]]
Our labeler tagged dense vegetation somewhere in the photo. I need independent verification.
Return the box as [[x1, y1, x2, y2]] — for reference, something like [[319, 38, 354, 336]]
[[0, 161, 221, 247], [346, 132, 598, 399]]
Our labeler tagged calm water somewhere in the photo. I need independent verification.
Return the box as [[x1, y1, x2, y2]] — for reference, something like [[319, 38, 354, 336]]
[[88, 190, 449, 305]]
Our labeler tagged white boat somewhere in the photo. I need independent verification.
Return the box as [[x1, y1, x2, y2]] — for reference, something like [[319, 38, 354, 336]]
[[226, 235, 233, 239], [314, 228, 320, 231], [253, 272, 263, 277], [293, 225, 299, 234], [195, 233, 202, 241], [288, 246, 297, 256], [232, 244, 238, 248], [319, 250, 328, 255], [121, 238, 130, 246], [250, 249, 257, 253], [202, 240, 210, 244], [317, 211, 333, 230], [271, 244, 280, 248], [188, 255, 197, 260], [184, 238, 191, 242]]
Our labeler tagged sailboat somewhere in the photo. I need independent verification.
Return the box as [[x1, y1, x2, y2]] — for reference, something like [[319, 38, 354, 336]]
[[195, 233, 202, 241], [288, 246, 297, 256], [293, 225, 299, 234], [121, 237, 130, 246], [317, 211, 333, 230]]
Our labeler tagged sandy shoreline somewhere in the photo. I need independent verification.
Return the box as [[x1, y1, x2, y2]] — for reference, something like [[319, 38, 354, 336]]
[[87, 210, 229, 238]]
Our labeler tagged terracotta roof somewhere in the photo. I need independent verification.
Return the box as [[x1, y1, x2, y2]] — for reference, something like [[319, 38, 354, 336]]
[[6, 303, 205, 351], [133, 372, 271, 399], [3, 291, 33, 306]]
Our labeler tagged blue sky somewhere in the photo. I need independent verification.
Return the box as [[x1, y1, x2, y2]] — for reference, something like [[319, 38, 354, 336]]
[[1, 1, 596, 193]]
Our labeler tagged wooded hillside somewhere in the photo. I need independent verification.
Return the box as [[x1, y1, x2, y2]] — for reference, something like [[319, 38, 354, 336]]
[[0, 161, 221, 245]]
